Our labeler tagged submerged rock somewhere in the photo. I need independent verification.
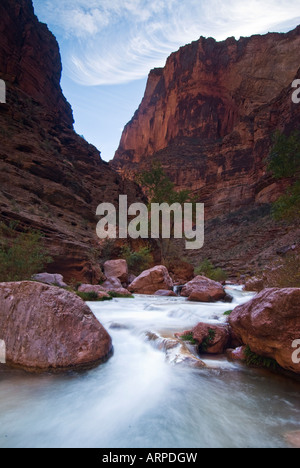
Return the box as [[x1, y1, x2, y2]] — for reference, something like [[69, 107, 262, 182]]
[[145, 331, 206, 368], [0, 281, 112, 371]]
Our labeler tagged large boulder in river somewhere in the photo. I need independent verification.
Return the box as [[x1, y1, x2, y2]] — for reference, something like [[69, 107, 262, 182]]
[[181, 276, 226, 302], [0, 282, 112, 371], [129, 265, 173, 295], [103, 259, 128, 283], [229, 288, 300, 374]]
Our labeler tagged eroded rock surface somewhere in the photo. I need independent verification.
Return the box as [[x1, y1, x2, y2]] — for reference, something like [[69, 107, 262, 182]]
[[181, 276, 226, 302], [0, 0, 143, 284], [0, 281, 112, 371], [229, 288, 300, 374], [129, 265, 173, 295]]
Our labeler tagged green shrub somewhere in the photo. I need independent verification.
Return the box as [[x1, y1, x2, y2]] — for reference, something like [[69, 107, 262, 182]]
[[195, 259, 228, 282], [271, 180, 300, 221], [0, 222, 52, 282], [180, 333, 197, 345], [136, 162, 197, 261], [199, 329, 216, 352], [75, 291, 112, 302], [243, 346, 279, 370], [108, 291, 134, 299], [223, 310, 233, 316], [268, 130, 300, 222], [121, 245, 153, 276], [268, 130, 300, 179]]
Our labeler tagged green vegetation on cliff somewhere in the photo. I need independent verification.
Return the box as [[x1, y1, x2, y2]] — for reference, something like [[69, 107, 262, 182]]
[[121, 245, 153, 276], [195, 259, 228, 282], [0, 222, 52, 282], [136, 162, 196, 262], [268, 130, 300, 221]]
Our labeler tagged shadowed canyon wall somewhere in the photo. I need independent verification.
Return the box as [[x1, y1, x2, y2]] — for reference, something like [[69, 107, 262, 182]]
[[0, 0, 143, 283]]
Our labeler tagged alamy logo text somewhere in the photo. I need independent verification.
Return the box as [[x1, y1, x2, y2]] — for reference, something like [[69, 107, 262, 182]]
[[0, 79, 6, 104], [96, 195, 204, 250]]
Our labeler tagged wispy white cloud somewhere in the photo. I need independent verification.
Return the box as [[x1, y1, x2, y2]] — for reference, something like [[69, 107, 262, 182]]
[[34, 0, 300, 85]]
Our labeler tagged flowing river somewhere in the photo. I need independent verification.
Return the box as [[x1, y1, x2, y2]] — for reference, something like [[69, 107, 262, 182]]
[[0, 286, 299, 448]]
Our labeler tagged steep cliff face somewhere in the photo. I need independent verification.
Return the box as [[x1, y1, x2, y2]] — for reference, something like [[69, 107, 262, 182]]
[[112, 27, 300, 272], [0, 0, 143, 283], [0, 0, 73, 126], [113, 27, 300, 217]]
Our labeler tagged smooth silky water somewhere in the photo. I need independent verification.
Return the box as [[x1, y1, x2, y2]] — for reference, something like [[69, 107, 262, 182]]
[[0, 286, 299, 448]]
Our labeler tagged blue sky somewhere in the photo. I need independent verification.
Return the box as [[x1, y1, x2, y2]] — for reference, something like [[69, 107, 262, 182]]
[[32, 0, 300, 161]]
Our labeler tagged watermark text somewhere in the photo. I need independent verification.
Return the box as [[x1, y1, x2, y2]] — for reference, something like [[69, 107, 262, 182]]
[[101, 452, 198, 465], [96, 195, 204, 250], [0, 79, 6, 104], [0, 339, 6, 364], [292, 339, 300, 364], [292, 79, 300, 104]]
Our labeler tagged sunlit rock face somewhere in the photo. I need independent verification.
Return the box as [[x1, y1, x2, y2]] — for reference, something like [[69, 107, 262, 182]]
[[112, 27, 300, 272], [113, 27, 300, 217]]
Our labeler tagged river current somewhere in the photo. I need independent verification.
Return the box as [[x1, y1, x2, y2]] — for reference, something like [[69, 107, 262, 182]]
[[0, 286, 299, 448]]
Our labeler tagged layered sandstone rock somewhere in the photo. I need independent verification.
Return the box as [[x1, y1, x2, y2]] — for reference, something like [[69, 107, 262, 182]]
[[229, 288, 300, 374], [129, 265, 173, 295], [112, 27, 300, 272], [0, 0, 143, 284], [181, 276, 226, 302], [113, 27, 300, 211], [0, 281, 112, 371]]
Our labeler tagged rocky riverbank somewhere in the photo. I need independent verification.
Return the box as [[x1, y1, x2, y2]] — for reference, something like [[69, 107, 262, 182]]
[[0, 258, 299, 377]]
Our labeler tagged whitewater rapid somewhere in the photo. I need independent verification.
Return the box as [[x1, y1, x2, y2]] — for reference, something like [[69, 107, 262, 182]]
[[0, 286, 299, 448]]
